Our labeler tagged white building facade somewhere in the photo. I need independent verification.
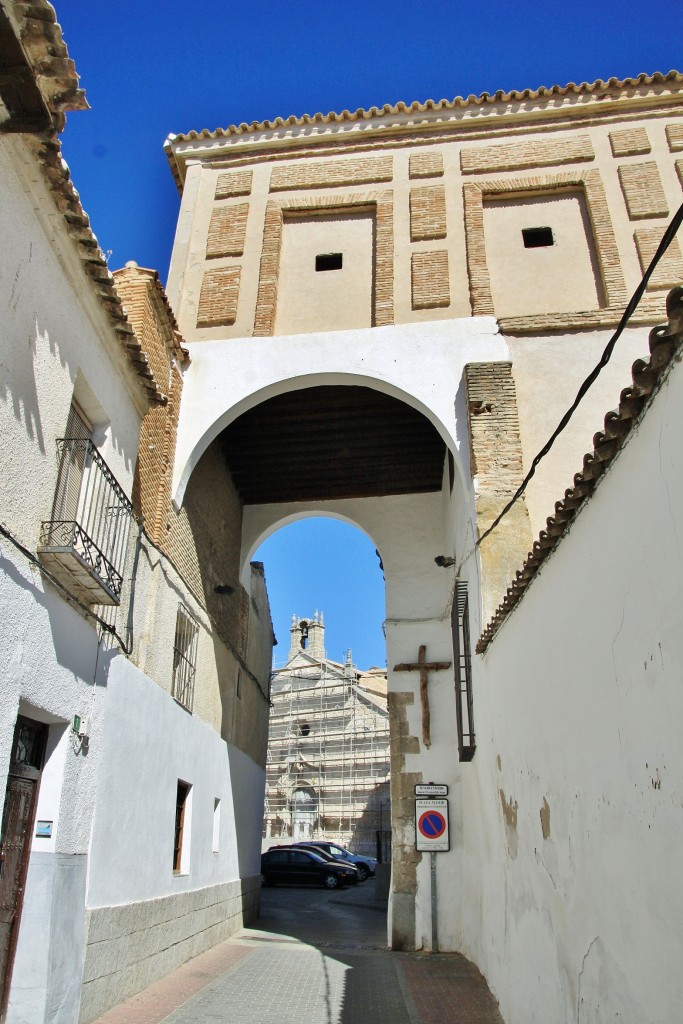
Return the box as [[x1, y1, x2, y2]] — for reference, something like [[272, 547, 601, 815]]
[[0, 6, 273, 1022]]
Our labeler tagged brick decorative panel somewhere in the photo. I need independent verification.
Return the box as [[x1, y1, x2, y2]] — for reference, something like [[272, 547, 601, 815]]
[[464, 170, 627, 319], [461, 135, 594, 174], [253, 190, 394, 335], [618, 162, 669, 220], [464, 362, 532, 623], [410, 185, 447, 241], [269, 155, 393, 192], [215, 170, 253, 199], [609, 127, 651, 157], [206, 203, 249, 258], [197, 266, 241, 326], [409, 152, 444, 179], [635, 227, 683, 289], [411, 250, 450, 309], [676, 159, 683, 189], [665, 124, 683, 152]]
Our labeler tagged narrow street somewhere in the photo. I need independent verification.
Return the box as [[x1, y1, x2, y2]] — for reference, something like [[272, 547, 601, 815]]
[[91, 881, 504, 1024]]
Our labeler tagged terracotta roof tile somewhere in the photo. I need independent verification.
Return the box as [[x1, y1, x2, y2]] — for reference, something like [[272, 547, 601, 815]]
[[169, 72, 682, 145], [4, 2, 178, 404], [476, 285, 683, 654]]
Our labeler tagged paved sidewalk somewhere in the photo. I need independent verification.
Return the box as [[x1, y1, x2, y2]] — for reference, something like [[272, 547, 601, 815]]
[[91, 886, 504, 1024]]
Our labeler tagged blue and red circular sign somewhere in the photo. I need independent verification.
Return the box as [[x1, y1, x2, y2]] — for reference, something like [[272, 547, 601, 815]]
[[418, 809, 446, 839]]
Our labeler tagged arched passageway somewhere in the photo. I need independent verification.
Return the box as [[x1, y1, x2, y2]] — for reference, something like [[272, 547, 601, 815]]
[[188, 379, 473, 952]]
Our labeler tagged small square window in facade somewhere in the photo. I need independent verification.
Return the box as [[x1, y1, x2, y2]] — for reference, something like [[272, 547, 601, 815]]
[[315, 252, 343, 272], [172, 604, 199, 712], [522, 226, 554, 248], [451, 580, 475, 761]]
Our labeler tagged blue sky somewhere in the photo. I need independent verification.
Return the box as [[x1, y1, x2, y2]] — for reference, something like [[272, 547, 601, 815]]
[[51, 1, 680, 668]]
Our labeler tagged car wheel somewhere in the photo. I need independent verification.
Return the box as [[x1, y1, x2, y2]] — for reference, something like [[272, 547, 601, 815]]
[[323, 873, 339, 890], [356, 864, 369, 882]]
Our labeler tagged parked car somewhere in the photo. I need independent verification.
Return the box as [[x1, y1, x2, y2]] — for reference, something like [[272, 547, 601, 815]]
[[261, 847, 358, 889], [290, 844, 360, 883], [291, 841, 378, 881]]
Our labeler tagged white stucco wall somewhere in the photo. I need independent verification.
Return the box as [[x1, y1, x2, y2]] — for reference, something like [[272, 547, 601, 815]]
[[459, 352, 683, 1023], [87, 659, 264, 908], [0, 137, 145, 550], [509, 325, 657, 534]]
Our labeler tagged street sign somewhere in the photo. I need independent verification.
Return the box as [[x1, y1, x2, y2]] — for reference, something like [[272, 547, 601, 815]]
[[415, 784, 448, 796], [415, 797, 450, 852]]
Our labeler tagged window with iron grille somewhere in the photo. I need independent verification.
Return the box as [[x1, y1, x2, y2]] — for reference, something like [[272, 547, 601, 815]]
[[172, 604, 199, 711], [38, 403, 133, 605], [452, 580, 475, 761]]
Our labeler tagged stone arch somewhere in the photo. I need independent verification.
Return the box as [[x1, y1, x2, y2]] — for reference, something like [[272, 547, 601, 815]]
[[173, 370, 467, 508]]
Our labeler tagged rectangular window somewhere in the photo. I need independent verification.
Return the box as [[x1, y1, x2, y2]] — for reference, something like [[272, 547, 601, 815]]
[[315, 252, 343, 272], [172, 604, 199, 711], [522, 226, 554, 248], [173, 780, 191, 873], [452, 580, 475, 761]]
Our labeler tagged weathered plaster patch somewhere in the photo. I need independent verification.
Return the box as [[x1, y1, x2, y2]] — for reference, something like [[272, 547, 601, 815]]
[[540, 796, 551, 840], [499, 788, 519, 859]]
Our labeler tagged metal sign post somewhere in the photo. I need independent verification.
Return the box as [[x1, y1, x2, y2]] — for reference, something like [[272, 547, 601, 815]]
[[415, 786, 449, 952]]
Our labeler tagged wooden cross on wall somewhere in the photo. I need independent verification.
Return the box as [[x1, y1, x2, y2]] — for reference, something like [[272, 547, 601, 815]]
[[393, 645, 451, 749]]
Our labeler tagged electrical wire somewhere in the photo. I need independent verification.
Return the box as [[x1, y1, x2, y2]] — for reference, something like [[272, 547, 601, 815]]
[[476, 199, 683, 549], [1, 521, 131, 651]]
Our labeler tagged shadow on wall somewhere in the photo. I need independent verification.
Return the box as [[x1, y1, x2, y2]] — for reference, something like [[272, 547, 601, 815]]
[[349, 781, 391, 861]]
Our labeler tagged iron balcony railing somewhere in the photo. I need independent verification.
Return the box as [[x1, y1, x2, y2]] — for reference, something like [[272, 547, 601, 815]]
[[39, 438, 133, 605]]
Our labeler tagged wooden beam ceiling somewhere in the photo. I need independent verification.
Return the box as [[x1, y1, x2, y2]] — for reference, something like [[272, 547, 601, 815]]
[[220, 385, 447, 505]]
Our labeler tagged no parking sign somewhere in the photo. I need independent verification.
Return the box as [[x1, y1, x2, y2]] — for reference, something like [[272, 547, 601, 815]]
[[415, 797, 450, 852]]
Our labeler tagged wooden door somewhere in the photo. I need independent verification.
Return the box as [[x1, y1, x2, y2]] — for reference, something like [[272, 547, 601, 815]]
[[0, 717, 47, 1016]]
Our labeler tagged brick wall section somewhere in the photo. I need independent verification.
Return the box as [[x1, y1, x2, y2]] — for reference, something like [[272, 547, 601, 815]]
[[464, 170, 627, 319], [411, 250, 450, 309], [634, 227, 683, 289], [409, 151, 444, 178], [410, 185, 447, 241], [666, 124, 683, 151], [253, 201, 284, 336], [269, 155, 393, 191], [114, 266, 175, 392], [215, 169, 253, 198], [609, 127, 651, 156], [114, 272, 255, 736], [618, 162, 669, 219], [253, 191, 394, 334], [464, 362, 533, 624], [374, 191, 395, 326], [197, 266, 241, 326], [206, 203, 249, 258], [461, 135, 594, 174]]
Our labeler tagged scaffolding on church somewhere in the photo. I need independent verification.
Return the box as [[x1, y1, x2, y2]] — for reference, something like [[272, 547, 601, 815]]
[[262, 636, 391, 857]]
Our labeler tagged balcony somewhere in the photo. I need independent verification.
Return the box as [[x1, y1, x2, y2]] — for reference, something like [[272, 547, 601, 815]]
[[38, 438, 133, 606]]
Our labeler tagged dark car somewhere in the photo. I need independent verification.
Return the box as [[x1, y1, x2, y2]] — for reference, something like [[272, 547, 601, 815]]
[[261, 847, 358, 889], [291, 841, 377, 881], [287, 844, 360, 883]]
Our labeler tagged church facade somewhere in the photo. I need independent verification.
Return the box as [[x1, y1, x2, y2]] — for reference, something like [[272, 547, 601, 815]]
[[2, 1, 683, 1021], [263, 613, 390, 856]]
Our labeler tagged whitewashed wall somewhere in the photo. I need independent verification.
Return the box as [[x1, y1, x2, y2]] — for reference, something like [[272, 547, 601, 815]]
[[460, 352, 683, 1023], [0, 137, 144, 546]]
